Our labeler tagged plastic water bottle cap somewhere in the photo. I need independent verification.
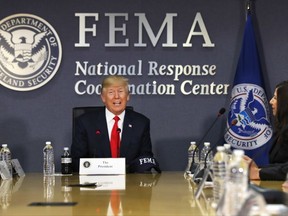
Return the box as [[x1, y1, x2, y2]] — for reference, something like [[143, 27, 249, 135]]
[[64, 147, 69, 150], [216, 146, 225, 152], [46, 141, 52, 145], [233, 149, 244, 156], [2, 144, 8, 148], [204, 142, 210, 147], [223, 143, 231, 149], [190, 141, 196, 145]]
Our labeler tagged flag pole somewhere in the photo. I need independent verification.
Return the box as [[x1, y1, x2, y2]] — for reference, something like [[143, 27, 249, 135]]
[[247, 0, 251, 11], [225, 0, 273, 166], [246, 0, 252, 19]]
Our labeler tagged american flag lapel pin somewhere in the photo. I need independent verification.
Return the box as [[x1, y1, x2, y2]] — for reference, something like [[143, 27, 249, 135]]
[[95, 130, 101, 135], [128, 124, 132, 128]]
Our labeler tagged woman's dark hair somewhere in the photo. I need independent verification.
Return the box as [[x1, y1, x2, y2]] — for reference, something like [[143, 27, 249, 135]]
[[275, 81, 288, 133]]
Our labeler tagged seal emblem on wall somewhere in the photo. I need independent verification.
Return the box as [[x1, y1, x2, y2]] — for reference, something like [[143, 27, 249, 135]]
[[0, 13, 62, 91], [225, 84, 273, 150]]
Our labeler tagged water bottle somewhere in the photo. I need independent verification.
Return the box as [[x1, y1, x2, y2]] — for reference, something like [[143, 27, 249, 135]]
[[201, 142, 213, 167], [43, 141, 55, 176], [223, 143, 232, 164], [191, 142, 200, 174], [217, 149, 248, 215], [0, 144, 12, 177], [61, 147, 72, 175], [185, 141, 197, 173], [212, 146, 227, 207]]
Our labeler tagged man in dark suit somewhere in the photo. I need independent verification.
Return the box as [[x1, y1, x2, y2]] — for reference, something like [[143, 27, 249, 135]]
[[71, 75, 154, 172]]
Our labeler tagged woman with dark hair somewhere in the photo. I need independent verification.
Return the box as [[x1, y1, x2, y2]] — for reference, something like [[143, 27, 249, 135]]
[[269, 80, 288, 164], [245, 81, 288, 180]]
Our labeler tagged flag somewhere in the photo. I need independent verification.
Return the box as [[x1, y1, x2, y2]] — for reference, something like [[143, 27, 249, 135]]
[[224, 13, 273, 166]]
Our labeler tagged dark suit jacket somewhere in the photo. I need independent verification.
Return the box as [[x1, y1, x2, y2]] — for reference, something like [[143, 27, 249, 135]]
[[257, 126, 288, 180], [71, 107, 153, 172], [269, 126, 288, 164], [260, 162, 288, 181]]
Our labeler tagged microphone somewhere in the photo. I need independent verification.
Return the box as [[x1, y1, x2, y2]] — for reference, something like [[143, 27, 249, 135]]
[[204, 119, 238, 168], [190, 108, 226, 172], [218, 108, 226, 117], [116, 128, 121, 157]]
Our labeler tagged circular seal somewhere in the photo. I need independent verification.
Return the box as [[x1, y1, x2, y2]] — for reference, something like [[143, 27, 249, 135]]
[[225, 83, 273, 150], [0, 13, 62, 91], [83, 161, 91, 168]]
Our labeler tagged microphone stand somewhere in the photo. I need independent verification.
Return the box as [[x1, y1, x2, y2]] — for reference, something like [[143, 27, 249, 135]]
[[192, 142, 214, 184], [194, 119, 238, 199], [192, 149, 215, 184], [189, 108, 226, 175], [194, 163, 213, 199], [193, 128, 229, 183]]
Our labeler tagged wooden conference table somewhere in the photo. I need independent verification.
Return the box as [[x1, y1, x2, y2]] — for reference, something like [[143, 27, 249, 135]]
[[0, 172, 286, 216]]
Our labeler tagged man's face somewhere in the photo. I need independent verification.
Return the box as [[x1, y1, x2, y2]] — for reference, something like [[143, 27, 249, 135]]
[[101, 84, 130, 115]]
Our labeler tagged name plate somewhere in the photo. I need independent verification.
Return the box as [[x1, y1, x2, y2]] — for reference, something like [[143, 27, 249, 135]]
[[79, 158, 126, 175]]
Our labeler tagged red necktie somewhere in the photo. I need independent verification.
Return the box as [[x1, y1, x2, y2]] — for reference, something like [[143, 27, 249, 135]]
[[111, 116, 120, 158]]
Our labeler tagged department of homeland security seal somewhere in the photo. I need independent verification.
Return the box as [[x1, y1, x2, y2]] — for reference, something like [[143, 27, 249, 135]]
[[0, 14, 62, 91], [225, 83, 273, 150]]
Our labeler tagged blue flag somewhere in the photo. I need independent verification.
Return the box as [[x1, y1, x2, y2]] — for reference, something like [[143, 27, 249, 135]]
[[224, 14, 273, 166]]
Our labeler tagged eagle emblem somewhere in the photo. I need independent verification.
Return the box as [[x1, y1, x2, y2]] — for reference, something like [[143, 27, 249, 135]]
[[0, 29, 47, 75], [225, 84, 272, 150], [0, 14, 62, 91]]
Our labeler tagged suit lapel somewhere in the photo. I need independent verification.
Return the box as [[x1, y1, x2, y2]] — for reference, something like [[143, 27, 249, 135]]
[[95, 108, 111, 157], [120, 111, 133, 156]]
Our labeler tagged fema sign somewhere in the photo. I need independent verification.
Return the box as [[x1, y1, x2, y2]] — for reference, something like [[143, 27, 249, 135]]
[[0, 14, 62, 91], [225, 84, 273, 150]]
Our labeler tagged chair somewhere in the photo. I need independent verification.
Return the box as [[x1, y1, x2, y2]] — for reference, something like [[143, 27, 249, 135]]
[[72, 106, 133, 138]]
